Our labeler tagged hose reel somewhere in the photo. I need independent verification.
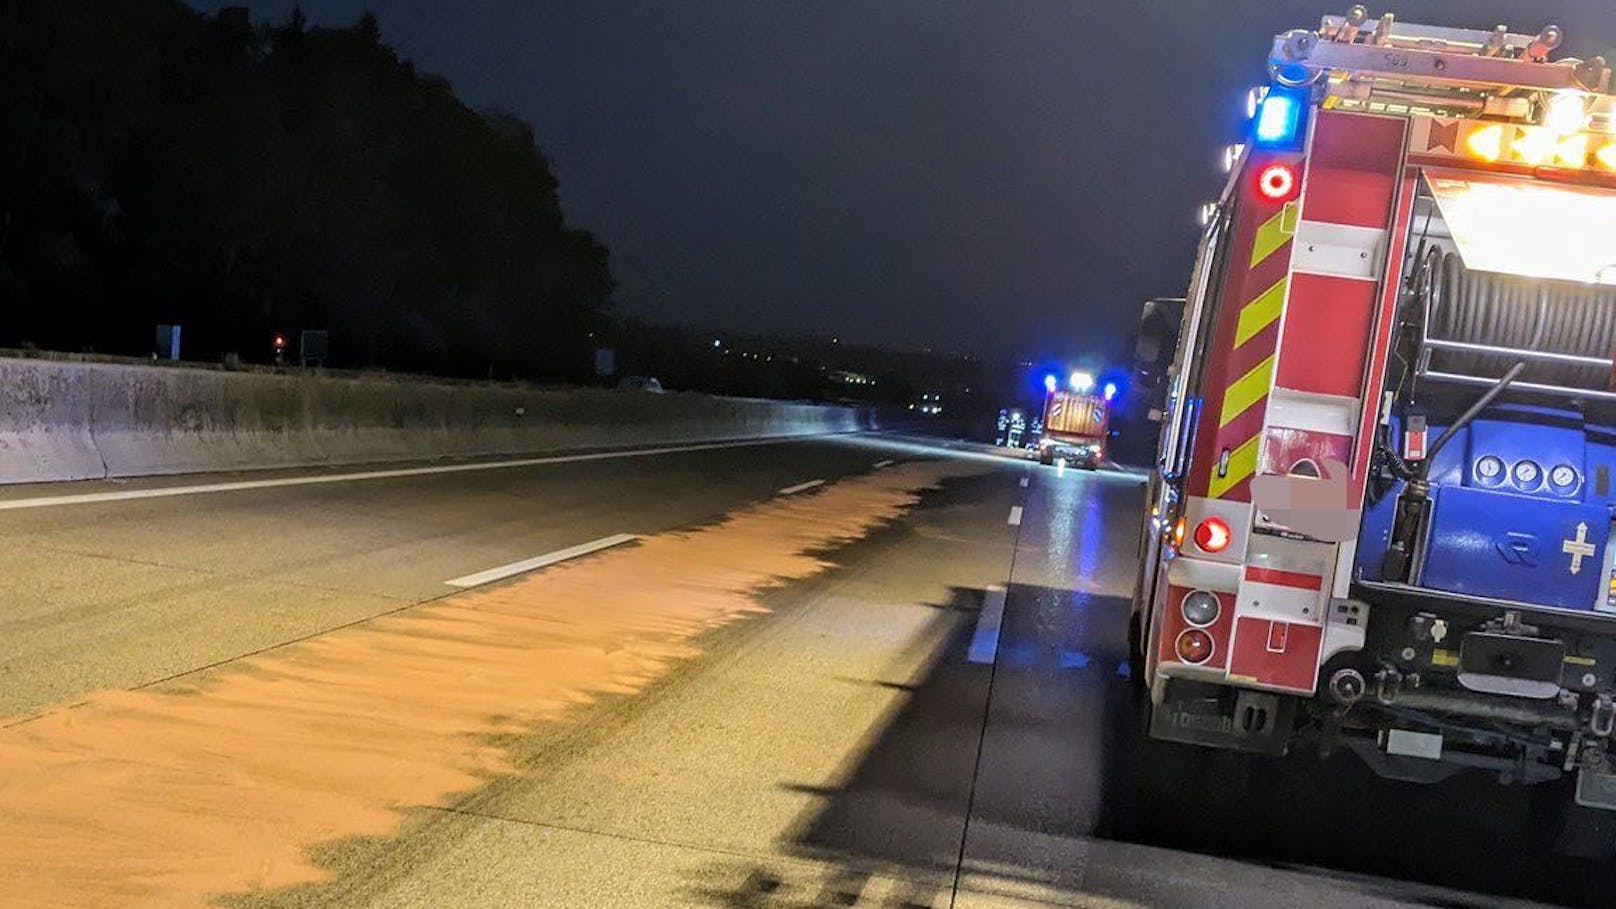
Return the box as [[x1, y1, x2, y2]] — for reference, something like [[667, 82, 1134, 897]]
[[1419, 250, 1616, 397]]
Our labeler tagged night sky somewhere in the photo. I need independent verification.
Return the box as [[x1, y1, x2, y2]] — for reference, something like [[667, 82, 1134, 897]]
[[187, 1, 1615, 363]]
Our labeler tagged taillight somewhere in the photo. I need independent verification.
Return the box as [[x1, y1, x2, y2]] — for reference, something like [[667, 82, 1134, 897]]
[[1171, 517, 1186, 548], [1180, 589, 1221, 627], [1256, 163, 1297, 201], [1193, 516, 1232, 553], [1175, 629, 1215, 665]]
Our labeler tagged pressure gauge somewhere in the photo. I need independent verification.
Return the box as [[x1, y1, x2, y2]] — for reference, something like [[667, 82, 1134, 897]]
[[1551, 464, 1579, 490], [1476, 455, 1504, 482], [1513, 460, 1541, 489]]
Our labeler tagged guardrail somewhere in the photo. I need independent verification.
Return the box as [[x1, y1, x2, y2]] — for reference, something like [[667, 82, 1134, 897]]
[[0, 357, 870, 485]]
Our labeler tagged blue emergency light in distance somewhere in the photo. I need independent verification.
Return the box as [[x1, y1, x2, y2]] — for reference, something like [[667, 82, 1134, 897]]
[[1252, 86, 1306, 149]]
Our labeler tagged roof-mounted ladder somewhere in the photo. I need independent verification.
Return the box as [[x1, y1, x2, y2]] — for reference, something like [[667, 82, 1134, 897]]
[[1270, 7, 1609, 99]]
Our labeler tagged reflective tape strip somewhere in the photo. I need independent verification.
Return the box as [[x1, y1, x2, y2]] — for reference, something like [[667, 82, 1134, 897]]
[[1219, 355, 1275, 427], [1201, 198, 1293, 503], [1249, 202, 1297, 268], [1244, 566, 1325, 590], [1234, 276, 1287, 347], [1208, 434, 1260, 499]]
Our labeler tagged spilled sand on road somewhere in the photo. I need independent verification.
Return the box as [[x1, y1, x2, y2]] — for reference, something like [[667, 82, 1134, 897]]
[[0, 461, 974, 909]]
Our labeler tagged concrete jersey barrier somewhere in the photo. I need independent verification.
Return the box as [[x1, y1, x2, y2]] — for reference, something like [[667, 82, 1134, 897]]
[[0, 358, 869, 485]]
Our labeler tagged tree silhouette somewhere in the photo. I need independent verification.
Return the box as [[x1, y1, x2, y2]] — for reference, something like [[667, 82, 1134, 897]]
[[0, 1, 613, 380]]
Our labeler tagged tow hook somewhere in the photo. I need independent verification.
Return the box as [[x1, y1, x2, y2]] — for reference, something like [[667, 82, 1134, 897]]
[[1375, 667, 1403, 705], [1592, 695, 1616, 739]]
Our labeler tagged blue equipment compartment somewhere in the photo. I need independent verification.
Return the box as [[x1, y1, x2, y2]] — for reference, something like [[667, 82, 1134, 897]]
[[1419, 485, 1608, 611], [1408, 405, 1616, 614]]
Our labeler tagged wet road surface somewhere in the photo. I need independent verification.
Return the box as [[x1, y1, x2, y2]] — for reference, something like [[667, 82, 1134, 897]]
[[0, 435, 1609, 907]]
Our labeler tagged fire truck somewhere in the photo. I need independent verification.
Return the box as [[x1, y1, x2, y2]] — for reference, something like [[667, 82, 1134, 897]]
[[1132, 9, 1616, 829], [1039, 386, 1109, 468]]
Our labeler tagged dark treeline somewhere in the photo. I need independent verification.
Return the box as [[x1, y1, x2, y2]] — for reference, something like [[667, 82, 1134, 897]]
[[611, 317, 1002, 422], [0, 2, 613, 379]]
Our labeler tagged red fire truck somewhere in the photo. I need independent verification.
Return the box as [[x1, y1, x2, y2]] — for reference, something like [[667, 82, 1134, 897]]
[[1132, 9, 1616, 833], [1039, 387, 1109, 468]]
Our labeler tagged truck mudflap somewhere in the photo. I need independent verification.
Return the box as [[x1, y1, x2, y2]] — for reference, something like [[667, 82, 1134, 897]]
[[1150, 677, 1296, 755]]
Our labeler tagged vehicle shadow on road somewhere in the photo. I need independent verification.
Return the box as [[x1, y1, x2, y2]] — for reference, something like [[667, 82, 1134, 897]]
[[685, 581, 1616, 909], [681, 583, 1152, 907]]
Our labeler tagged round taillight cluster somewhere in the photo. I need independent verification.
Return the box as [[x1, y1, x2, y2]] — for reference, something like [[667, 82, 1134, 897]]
[[1175, 629, 1215, 665], [1181, 589, 1221, 627]]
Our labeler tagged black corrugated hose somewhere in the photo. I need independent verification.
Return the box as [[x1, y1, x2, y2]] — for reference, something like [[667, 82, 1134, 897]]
[[1428, 251, 1616, 388]]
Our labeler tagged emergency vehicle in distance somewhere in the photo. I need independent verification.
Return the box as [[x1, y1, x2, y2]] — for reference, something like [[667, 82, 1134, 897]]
[[1038, 372, 1109, 468], [1132, 8, 1616, 844]]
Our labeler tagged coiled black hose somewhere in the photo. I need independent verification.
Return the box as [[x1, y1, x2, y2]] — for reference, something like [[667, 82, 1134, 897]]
[[1426, 251, 1616, 389]]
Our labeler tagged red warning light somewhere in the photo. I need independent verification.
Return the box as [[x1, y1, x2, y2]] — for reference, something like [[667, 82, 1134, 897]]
[[1193, 516, 1233, 553], [273, 334, 287, 350], [1256, 163, 1298, 201]]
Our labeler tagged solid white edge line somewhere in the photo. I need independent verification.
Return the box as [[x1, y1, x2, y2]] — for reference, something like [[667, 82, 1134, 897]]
[[778, 479, 826, 496], [445, 533, 639, 588], [1019, 477, 1029, 488], [0, 436, 828, 512], [967, 586, 1008, 664], [872, 459, 895, 469], [1007, 505, 1023, 526]]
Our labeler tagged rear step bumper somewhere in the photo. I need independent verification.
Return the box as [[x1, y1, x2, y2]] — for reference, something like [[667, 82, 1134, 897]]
[[1150, 678, 1295, 755], [1356, 578, 1616, 635]]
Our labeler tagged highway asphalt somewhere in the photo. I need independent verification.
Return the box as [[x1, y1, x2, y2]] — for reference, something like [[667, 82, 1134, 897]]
[[0, 433, 1608, 908]]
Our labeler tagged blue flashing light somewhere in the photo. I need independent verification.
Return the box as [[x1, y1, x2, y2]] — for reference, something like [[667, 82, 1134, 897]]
[[1043, 374, 1058, 394], [1253, 88, 1304, 148], [1103, 382, 1118, 402]]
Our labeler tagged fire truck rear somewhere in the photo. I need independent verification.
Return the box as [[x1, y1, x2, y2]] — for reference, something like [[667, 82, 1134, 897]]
[[1133, 9, 1616, 828], [1039, 388, 1109, 468]]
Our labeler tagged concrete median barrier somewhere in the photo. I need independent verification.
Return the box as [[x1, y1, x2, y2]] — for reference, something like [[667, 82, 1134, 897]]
[[0, 357, 870, 485]]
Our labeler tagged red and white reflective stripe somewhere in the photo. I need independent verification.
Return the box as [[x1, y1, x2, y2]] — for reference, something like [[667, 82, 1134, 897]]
[[1244, 566, 1324, 590], [1236, 533, 1335, 624], [1238, 572, 1325, 630]]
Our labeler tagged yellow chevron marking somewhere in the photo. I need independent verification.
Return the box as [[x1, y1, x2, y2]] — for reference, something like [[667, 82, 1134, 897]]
[[1219, 355, 1275, 427], [1209, 434, 1261, 499], [1235, 276, 1287, 347], [1249, 201, 1298, 269]]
